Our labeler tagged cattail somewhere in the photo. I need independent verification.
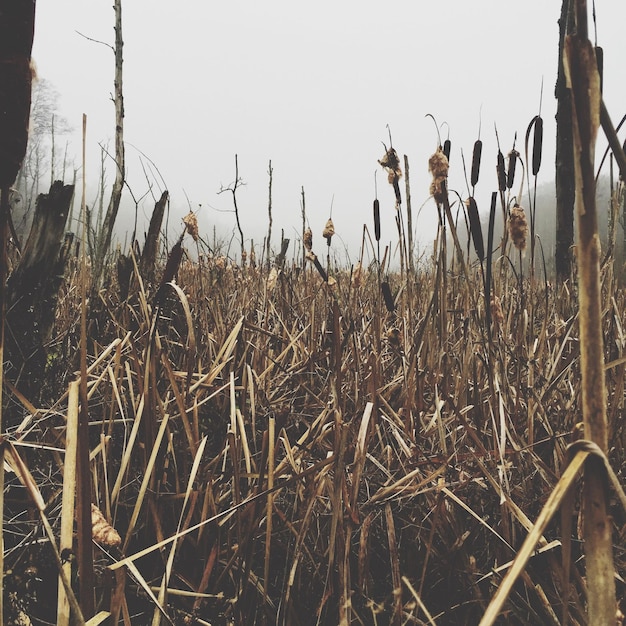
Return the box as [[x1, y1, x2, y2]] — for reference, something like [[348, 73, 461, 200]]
[[351, 261, 363, 287], [507, 150, 518, 189], [466, 197, 484, 261], [155, 238, 184, 303], [249, 242, 256, 268], [429, 146, 449, 179], [508, 204, 528, 252], [183, 211, 199, 241], [303, 227, 313, 251], [379, 146, 402, 204], [470, 140, 482, 187], [430, 178, 447, 204], [373, 198, 381, 241], [443, 139, 451, 162], [241, 249, 247, 267], [378, 146, 401, 173], [381, 281, 395, 312], [386, 327, 401, 347], [429, 146, 449, 205], [215, 255, 226, 270], [267, 266, 279, 291], [305, 250, 329, 282], [91, 504, 121, 547], [497, 150, 506, 192], [532, 116, 543, 176], [322, 217, 335, 245], [490, 296, 504, 328]]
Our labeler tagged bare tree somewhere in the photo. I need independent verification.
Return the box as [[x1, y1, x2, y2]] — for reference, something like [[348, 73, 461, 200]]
[[93, 0, 125, 282], [218, 154, 245, 260], [14, 79, 72, 241]]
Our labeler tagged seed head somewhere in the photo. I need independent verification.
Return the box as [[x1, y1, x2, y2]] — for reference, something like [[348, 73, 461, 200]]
[[91, 504, 121, 547], [379, 146, 402, 191], [351, 261, 363, 287], [508, 205, 528, 252], [490, 295, 504, 328], [428, 146, 449, 179], [304, 227, 313, 251], [183, 211, 199, 241], [323, 218, 335, 244], [267, 266, 279, 291], [429, 147, 449, 205]]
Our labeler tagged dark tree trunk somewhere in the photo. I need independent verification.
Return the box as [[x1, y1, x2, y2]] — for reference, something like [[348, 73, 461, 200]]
[[5, 181, 74, 406], [555, 0, 576, 282]]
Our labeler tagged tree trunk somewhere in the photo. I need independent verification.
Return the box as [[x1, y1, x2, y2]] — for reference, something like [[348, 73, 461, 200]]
[[555, 0, 575, 282], [5, 181, 74, 407]]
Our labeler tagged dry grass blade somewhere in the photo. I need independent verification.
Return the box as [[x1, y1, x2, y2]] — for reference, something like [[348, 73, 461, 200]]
[[4, 440, 85, 624], [122, 412, 170, 553], [57, 380, 79, 626], [152, 436, 208, 625], [402, 576, 437, 626], [479, 450, 589, 626]]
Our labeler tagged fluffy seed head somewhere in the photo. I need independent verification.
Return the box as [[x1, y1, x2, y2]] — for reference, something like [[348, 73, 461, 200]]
[[428, 147, 449, 179], [323, 218, 335, 244], [430, 176, 447, 204], [491, 296, 504, 328], [304, 227, 313, 251], [91, 504, 121, 547], [183, 211, 199, 241], [267, 266, 279, 291], [379, 147, 402, 188], [508, 205, 528, 252], [351, 261, 363, 287]]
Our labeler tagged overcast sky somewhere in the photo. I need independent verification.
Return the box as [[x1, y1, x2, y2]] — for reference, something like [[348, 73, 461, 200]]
[[31, 1, 626, 261]]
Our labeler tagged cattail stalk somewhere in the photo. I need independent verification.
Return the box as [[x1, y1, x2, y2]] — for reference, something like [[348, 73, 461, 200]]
[[564, 3, 615, 622]]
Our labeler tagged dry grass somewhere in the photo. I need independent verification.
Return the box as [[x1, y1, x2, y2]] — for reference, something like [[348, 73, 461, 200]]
[[1, 209, 625, 625]]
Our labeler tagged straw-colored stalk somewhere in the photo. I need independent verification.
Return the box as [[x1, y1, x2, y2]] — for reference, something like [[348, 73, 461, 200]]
[[564, 6, 616, 622]]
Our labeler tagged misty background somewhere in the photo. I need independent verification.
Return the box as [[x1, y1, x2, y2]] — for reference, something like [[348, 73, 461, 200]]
[[18, 1, 626, 264]]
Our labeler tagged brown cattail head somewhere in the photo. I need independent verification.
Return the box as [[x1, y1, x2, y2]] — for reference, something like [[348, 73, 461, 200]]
[[241, 249, 247, 267], [532, 116, 543, 176], [430, 177, 447, 205], [91, 504, 121, 547], [429, 147, 449, 205], [428, 146, 449, 179], [497, 151, 506, 192], [373, 198, 381, 241], [490, 295, 505, 328], [465, 197, 484, 261], [470, 140, 482, 188], [303, 227, 313, 251], [508, 204, 528, 252], [507, 150, 519, 189], [379, 147, 403, 202], [183, 211, 199, 241], [351, 261, 363, 287], [267, 266, 279, 291], [249, 242, 256, 268], [322, 218, 335, 245]]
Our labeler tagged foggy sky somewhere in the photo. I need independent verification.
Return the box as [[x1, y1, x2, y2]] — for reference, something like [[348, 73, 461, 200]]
[[31, 1, 626, 262]]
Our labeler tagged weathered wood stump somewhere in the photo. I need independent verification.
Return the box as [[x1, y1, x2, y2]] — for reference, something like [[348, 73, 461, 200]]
[[5, 180, 74, 406]]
